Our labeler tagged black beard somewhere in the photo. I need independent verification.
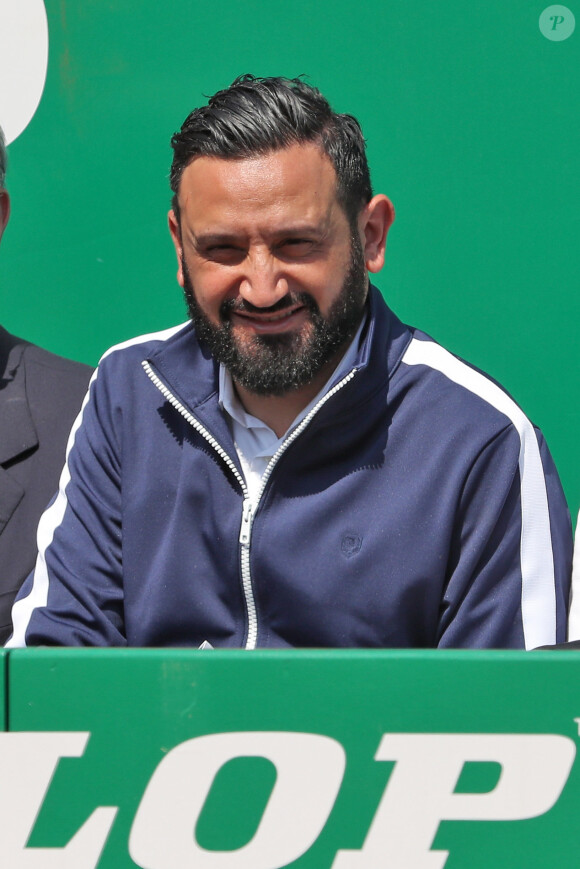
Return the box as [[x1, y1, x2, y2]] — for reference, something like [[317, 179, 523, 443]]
[[182, 235, 368, 396]]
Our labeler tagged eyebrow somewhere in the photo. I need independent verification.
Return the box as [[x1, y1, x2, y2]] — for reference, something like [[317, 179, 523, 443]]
[[190, 224, 330, 248], [191, 232, 240, 247]]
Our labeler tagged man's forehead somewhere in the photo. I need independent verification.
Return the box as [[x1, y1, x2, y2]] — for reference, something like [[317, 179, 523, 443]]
[[177, 143, 338, 204]]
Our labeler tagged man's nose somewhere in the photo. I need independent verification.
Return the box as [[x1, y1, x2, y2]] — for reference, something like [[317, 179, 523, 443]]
[[238, 250, 288, 308]]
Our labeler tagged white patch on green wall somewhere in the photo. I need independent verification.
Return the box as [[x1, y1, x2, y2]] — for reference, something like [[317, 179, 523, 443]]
[[0, 0, 48, 144]]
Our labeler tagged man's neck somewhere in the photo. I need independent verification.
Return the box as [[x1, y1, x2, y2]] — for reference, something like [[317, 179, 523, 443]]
[[233, 350, 346, 438]]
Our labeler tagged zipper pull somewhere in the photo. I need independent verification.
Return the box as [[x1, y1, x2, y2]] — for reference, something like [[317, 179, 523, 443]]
[[239, 498, 254, 546]]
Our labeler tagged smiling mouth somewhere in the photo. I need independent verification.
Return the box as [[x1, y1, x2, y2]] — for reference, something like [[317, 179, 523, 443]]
[[230, 304, 308, 334]]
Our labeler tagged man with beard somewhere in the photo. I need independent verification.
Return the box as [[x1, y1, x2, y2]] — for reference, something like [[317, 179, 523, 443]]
[[7, 76, 572, 649], [0, 126, 92, 643]]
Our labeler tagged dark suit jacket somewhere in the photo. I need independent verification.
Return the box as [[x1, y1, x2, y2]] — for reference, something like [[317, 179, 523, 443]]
[[0, 326, 93, 642]]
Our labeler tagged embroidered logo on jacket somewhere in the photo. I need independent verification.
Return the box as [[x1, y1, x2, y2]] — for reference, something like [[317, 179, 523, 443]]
[[341, 535, 362, 558]]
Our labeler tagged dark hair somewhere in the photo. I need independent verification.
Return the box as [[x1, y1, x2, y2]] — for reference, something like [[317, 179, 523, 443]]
[[170, 75, 372, 225]]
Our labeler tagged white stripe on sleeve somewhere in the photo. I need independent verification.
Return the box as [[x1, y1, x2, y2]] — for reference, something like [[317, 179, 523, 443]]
[[5, 322, 188, 648], [403, 338, 556, 649]]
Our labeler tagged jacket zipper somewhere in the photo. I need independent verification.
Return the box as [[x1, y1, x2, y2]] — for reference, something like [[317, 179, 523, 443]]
[[143, 359, 358, 649]]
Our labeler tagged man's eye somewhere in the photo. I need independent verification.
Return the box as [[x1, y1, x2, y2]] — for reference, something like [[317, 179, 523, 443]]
[[280, 239, 315, 254], [205, 245, 245, 262]]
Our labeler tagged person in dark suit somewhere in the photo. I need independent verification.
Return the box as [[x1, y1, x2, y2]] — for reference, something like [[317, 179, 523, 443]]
[[0, 126, 93, 642]]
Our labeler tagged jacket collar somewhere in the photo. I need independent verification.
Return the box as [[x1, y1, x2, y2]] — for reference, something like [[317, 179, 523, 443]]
[[146, 321, 234, 450], [353, 284, 413, 380]]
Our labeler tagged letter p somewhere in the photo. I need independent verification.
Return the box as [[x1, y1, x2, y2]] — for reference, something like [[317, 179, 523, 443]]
[[333, 733, 575, 869]]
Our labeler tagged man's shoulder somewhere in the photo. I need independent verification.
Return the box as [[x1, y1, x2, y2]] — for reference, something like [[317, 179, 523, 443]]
[[98, 321, 192, 367], [365, 292, 532, 437], [394, 329, 539, 449], [91, 321, 202, 406]]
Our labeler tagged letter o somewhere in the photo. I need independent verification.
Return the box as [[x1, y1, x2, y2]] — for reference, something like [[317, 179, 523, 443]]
[[129, 731, 345, 869]]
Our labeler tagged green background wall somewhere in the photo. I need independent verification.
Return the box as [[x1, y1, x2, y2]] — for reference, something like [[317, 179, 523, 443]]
[[1, 1, 579, 514]]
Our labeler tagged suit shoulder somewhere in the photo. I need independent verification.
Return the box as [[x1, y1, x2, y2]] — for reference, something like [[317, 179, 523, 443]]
[[17, 345, 92, 426], [21, 340, 92, 375]]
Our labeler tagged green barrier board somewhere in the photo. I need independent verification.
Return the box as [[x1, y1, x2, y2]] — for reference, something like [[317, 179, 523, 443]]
[[0, 650, 6, 731], [5, 648, 580, 867]]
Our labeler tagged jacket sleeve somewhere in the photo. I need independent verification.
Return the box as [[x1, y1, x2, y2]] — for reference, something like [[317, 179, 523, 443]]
[[6, 358, 127, 647], [436, 424, 572, 650]]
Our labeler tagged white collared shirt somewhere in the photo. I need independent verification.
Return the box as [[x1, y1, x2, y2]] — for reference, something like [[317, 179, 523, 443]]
[[219, 315, 366, 505]]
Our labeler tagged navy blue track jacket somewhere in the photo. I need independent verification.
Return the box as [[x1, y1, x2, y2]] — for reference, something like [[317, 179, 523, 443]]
[[7, 288, 572, 649]]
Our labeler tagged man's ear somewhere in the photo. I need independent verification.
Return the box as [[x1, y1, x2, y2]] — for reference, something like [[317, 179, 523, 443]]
[[0, 190, 11, 242], [168, 209, 184, 288], [359, 194, 395, 274]]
